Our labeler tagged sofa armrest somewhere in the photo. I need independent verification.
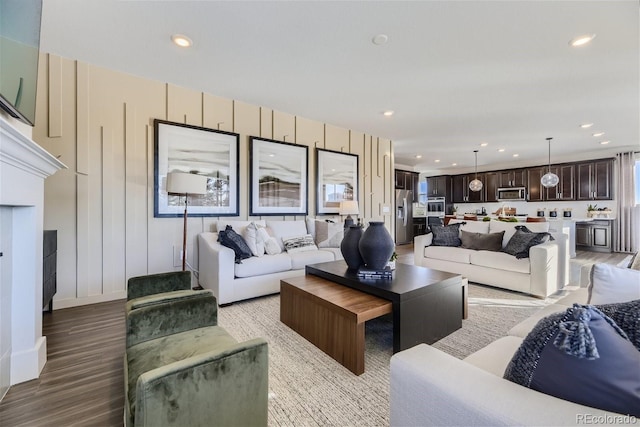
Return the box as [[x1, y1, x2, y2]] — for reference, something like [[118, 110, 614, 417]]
[[528, 241, 559, 298], [413, 233, 433, 266], [390, 344, 615, 427], [135, 338, 268, 427], [198, 232, 236, 304], [125, 291, 218, 348], [127, 271, 191, 301]]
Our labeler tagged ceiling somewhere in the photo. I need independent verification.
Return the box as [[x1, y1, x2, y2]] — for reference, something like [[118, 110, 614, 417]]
[[39, 1, 639, 175]]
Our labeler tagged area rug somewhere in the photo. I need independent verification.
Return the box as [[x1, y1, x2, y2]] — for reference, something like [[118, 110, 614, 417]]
[[217, 284, 552, 426]]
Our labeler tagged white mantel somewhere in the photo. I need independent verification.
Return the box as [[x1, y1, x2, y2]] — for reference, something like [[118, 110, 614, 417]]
[[0, 116, 65, 400]]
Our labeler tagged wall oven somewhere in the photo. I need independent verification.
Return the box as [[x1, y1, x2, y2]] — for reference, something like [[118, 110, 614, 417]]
[[426, 197, 446, 217]]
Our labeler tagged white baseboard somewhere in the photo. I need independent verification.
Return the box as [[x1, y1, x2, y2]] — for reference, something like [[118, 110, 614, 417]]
[[53, 291, 127, 310], [10, 336, 46, 385]]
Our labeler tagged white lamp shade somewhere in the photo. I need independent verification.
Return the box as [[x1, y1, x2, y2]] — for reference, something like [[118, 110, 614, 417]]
[[166, 172, 208, 195], [469, 178, 483, 192], [339, 200, 359, 215]]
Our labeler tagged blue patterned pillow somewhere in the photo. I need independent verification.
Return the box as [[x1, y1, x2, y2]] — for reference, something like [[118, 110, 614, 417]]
[[504, 304, 640, 416], [218, 225, 253, 263], [430, 223, 462, 247]]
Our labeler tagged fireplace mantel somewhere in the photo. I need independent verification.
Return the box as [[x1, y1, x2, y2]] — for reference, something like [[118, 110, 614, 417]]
[[1, 116, 65, 399]]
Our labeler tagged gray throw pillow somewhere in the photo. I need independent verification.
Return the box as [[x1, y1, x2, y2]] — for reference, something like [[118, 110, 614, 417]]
[[503, 228, 551, 259], [504, 304, 640, 416], [430, 223, 462, 247], [460, 230, 504, 251]]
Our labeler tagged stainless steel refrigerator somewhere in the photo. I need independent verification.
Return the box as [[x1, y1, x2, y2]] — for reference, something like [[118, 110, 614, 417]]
[[395, 190, 413, 244]]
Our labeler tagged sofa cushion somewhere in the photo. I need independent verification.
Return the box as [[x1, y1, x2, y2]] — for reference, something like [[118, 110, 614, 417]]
[[234, 253, 292, 278], [216, 220, 266, 236], [460, 230, 504, 251], [318, 247, 343, 260], [314, 220, 344, 248], [289, 250, 335, 270], [464, 336, 524, 377], [430, 223, 462, 247], [449, 219, 490, 234], [503, 229, 550, 259], [424, 246, 473, 264], [469, 250, 530, 274], [282, 234, 318, 254], [588, 263, 640, 304], [218, 225, 253, 263], [266, 220, 308, 251], [489, 221, 549, 248], [504, 305, 640, 417], [508, 304, 569, 338]]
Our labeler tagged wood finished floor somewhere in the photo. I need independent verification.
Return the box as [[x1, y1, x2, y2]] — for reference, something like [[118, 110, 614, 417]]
[[0, 246, 631, 426]]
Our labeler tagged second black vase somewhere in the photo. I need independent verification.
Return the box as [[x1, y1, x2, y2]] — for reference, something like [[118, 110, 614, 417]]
[[340, 225, 364, 270], [358, 221, 394, 270]]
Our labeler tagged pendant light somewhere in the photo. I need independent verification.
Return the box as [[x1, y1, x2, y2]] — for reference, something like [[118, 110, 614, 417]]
[[469, 150, 483, 192], [541, 137, 559, 188]]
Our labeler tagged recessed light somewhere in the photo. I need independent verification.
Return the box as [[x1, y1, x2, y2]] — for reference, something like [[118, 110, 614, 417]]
[[513, 154, 519, 157], [480, 142, 488, 147], [434, 159, 440, 163], [372, 34, 389, 45], [600, 140, 610, 145], [498, 148, 505, 152], [580, 123, 594, 128], [383, 110, 394, 117], [452, 163, 457, 166], [415, 154, 422, 159], [268, 153, 275, 157], [570, 34, 596, 47], [592, 132, 605, 137], [171, 34, 193, 48]]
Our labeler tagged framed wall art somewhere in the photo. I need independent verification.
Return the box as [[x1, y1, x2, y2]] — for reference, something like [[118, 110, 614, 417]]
[[249, 137, 308, 216], [154, 119, 240, 217], [316, 148, 358, 215]]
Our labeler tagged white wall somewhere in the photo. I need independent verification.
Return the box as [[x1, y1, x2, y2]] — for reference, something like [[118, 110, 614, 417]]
[[34, 53, 395, 309]]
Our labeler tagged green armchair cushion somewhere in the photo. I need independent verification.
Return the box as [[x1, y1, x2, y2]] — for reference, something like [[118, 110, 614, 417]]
[[126, 291, 218, 348], [127, 271, 191, 301]]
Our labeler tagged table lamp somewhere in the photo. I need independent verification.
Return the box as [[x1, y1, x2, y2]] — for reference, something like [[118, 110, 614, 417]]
[[339, 200, 360, 228]]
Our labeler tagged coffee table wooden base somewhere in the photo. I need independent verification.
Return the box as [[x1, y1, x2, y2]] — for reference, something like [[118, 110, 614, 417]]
[[280, 276, 392, 375]]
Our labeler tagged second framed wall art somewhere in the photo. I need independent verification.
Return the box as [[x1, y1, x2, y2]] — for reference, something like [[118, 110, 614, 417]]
[[316, 148, 359, 215], [249, 137, 309, 216]]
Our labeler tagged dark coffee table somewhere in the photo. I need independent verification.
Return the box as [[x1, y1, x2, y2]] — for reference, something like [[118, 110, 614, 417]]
[[306, 261, 463, 353]]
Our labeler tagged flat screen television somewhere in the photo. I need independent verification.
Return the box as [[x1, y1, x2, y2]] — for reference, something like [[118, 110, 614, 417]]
[[0, 0, 43, 126]]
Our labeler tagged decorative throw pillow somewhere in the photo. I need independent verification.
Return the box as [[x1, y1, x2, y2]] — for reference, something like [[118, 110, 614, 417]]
[[257, 227, 281, 255], [504, 304, 640, 416], [282, 234, 318, 253], [596, 299, 640, 351], [430, 223, 462, 247], [315, 220, 344, 248], [242, 222, 265, 257], [503, 227, 552, 259], [588, 263, 640, 304], [460, 230, 504, 251], [218, 225, 253, 263]]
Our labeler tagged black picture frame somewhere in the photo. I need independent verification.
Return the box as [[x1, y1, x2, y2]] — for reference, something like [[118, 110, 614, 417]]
[[315, 148, 359, 215]]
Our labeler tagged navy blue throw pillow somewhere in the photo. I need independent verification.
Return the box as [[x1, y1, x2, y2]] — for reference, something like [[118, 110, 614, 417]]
[[430, 223, 462, 247], [504, 304, 640, 416], [503, 226, 553, 259], [218, 225, 253, 263]]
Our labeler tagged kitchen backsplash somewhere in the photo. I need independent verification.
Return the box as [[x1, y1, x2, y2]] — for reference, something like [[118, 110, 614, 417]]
[[451, 200, 616, 219]]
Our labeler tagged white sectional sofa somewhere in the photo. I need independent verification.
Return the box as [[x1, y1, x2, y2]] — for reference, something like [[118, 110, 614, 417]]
[[390, 262, 640, 426], [414, 219, 568, 298], [198, 219, 343, 304]]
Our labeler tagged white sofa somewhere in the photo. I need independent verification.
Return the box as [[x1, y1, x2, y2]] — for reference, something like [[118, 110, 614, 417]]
[[198, 219, 343, 305], [390, 263, 640, 426], [414, 219, 568, 298]]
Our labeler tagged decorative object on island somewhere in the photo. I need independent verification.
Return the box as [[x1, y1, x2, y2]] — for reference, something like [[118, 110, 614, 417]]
[[339, 200, 360, 228], [469, 150, 483, 192], [587, 204, 612, 218], [340, 225, 364, 270], [537, 208, 546, 217], [541, 137, 560, 188], [359, 221, 395, 270], [563, 208, 572, 218], [549, 208, 558, 217], [167, 172, 208, 271]]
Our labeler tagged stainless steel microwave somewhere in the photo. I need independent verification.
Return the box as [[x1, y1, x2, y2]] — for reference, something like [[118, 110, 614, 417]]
[[497, 187, 526, 201]]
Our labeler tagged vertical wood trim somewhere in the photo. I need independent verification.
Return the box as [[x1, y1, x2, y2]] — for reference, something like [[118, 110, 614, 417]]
[[48, 54, 62, 137], [102, 127, 113, 294], [76, 172, 89, 298], [76, 62, 89, 175]]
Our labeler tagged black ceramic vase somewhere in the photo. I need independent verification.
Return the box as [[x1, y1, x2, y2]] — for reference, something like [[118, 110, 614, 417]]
[[341, 225, 364, 270], [359, 221, 394, 270]]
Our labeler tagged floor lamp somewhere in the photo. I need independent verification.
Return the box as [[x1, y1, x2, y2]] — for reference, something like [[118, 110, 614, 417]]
[[166, 172, 208, 271]]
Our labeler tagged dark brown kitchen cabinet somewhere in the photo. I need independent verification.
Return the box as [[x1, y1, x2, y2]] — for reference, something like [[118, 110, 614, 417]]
[[577, 160, 613, 200], [544, 164, 574, 201], [452, 173, 484, 203], [484, 172, 500, 202], [426, 175, 450, 199], [498, 169, 526, 187], [395, 169, 419, 202], [527, 167, 544, 201], [576, 220, 612, 252]]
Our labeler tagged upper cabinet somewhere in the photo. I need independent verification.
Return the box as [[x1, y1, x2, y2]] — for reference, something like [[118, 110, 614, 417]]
[[498, 169, 526, 187], [545, 164, 575, 201], [395, 169, 420, 202], [577, 159, 613, 200], [426, 175, 451, 199], [452, 173, 484, 203]]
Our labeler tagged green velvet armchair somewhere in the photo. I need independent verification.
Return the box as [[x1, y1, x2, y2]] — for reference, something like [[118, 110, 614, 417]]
[[124, 272, 269, 427]]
